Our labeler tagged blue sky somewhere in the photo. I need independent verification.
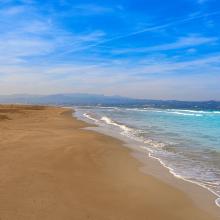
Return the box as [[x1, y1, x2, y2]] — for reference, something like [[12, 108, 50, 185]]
[[0, 0, 220, 100]]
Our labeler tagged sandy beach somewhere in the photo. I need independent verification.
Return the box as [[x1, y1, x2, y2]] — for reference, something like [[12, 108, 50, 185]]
[[0, 105, 218, 220]]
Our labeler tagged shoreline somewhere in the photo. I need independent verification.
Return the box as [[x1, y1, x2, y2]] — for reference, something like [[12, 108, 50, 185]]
[[0, 105, 219, 219], [74, 108, 220, 216], [145, 146, 220, 208]]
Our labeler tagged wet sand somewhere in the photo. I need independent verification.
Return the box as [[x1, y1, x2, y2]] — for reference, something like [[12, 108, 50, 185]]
[[0, 105, 218, 220]]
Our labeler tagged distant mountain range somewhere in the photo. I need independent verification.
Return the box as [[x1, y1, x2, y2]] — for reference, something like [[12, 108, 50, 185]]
[[0, 93, 220, 110]]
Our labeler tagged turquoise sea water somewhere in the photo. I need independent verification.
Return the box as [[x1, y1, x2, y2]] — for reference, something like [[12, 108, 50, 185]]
[[74, 106, 220, 207]]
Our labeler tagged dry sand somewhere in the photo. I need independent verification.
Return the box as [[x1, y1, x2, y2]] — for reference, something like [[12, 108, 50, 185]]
[[0, 105, 218, 220]]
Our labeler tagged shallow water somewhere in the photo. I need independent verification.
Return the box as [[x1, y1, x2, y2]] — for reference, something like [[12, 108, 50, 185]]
[[74, 106, 220, 207]]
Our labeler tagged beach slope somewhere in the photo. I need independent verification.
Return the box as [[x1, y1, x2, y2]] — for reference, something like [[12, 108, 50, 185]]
[[0, 105, 218, 220]]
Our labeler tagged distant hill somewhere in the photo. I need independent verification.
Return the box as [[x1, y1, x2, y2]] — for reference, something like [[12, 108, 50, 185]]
[[0, 94, 136, 105], [0, 93, 220, 111]]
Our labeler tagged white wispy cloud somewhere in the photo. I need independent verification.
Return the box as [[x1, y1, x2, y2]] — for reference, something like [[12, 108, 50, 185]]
[[1, 54, 220, 99], [0, 5, 26, 15], [73, 4, 114, 15], [0, 30, 106, 65], [0, 3, 106, 65], [1, 53, 220, 80], [55, 10, 220, 56], [111, 35, 218, 54], [0, 1, 219, 100], [197, 0, 209, 4]]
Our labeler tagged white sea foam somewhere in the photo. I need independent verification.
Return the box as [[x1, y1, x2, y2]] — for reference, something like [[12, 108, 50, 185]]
[[125, 107, 220, 117], [167, 109, 220, 116], [83, 113, 99, 123], [168, 111, 203, 117], [213, 111, 220, 114], [177, 109, 220, 115], [80, 109, 220, 208], [216, 198, 220, 207], [140, 146, 220, 208], [101, 116, 131, 133], [97, 106, 121, 111], [168, 109, 208, 114], [143, 139, 166, 148], [125, 108, 149, 112]]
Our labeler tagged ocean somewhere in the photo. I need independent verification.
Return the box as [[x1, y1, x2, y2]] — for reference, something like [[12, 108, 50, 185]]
[[74, 106, 220, 207]]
